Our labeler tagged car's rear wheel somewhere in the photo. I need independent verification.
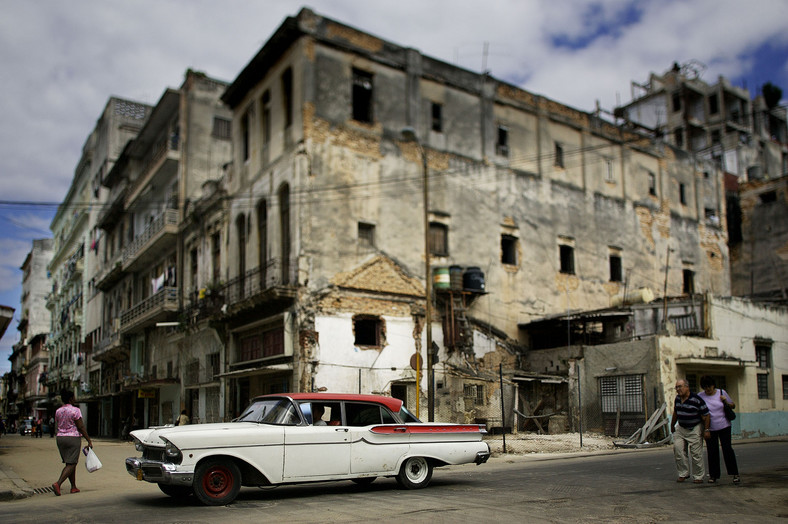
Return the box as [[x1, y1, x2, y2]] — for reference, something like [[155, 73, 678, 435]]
[[158, 483, 192, 498], [351, 477, 376, 486], [193, 458, 242, 506], [396, 457, 433, 489]]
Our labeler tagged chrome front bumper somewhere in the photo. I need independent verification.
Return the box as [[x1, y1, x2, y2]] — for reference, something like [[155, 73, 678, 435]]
[[125, 457, 194, 486]]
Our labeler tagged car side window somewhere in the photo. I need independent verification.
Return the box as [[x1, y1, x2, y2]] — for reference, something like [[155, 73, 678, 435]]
[[346, 403, 384, 426]]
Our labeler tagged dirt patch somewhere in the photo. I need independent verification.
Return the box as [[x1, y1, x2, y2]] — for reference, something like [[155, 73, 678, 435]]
[[485, 432, 618, 454]]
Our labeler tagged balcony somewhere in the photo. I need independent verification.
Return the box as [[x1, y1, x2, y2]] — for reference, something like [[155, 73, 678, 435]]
[[93, 328, 128, 363], [122, 209, 178, 272], [97, 184, 128, 231], [126, 135, 180, 206], [220, 258, 298, 318], [120, 287, 178, 334], [95, 254, 125, 291]]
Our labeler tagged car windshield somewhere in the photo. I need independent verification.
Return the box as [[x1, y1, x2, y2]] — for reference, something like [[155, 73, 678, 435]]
[[235, 398, 300, 425]]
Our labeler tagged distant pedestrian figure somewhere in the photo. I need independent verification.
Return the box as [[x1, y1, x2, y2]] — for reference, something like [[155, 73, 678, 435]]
[[36, 417, 43, 438], [177, 410, 189, 426], [671, 379, 710, 484], [49, 416, 55, 438], [52, 390, 93, 496]]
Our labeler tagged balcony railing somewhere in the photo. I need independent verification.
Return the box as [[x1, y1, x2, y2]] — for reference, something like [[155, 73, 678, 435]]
[[96, 252, 124, 291], [222, 258, 298, 307], [127, 135, 180, 200], [120, 287, 178, 333], [122, 209, 178, 269]]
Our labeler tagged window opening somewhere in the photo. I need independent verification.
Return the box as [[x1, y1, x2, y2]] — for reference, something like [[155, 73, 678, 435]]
[[281, 68, 293, 129], [358, 222, 375, 247], [609, 253, 622, 282], [431, 102, 442, 132], [559, 244, 575, 274], [212, 117, 231, 139], [354, 316, 382, 347], [554, 142, 564, 168], [679, 183, 687, 205], [682, 269, 694, 294], [352, 68, 373, 123], [496, 125, 509, 156], [648, 171, 657, 196], [501, 235, 517, 265], [429, 222, 449, 257]]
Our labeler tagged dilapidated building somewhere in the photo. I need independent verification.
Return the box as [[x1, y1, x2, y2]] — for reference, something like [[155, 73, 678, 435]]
[[210, 8, 730, 425]]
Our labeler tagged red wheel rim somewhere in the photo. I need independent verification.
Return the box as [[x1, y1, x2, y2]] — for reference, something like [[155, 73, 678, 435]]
[[202, 466, 234, 498]]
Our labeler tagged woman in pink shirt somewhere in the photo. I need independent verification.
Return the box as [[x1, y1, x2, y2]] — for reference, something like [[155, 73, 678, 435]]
[[52, 389, 93, 496]]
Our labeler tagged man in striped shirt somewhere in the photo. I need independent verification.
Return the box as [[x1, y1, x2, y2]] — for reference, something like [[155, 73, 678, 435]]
[[671, 379, 710, 483]]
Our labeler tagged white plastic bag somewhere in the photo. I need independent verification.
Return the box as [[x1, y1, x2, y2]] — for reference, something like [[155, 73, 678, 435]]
[[83, 446, 102, 473]]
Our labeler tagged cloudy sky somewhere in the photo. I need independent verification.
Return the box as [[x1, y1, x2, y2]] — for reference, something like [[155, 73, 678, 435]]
[[1, 0, 787, 373]]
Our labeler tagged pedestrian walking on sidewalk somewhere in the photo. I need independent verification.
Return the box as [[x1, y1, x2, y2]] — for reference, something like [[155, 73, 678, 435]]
[[52, 389, 93, 496], [670, 379, 710, 484], [698, 375, 741, 484]]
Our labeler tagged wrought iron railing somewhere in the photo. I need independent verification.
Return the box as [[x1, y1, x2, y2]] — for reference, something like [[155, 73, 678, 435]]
[[221, 258, 298, 306], [122, 209, 178, 266], [120, 287, 178, 329]]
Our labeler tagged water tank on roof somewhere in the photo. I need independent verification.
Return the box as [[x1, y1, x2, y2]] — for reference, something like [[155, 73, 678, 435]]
[[463, 267, 485, 291]]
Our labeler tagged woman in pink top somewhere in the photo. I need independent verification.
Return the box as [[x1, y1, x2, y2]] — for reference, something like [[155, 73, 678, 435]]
[[697, 375, 740, 484], [52, 389, 93, 496]]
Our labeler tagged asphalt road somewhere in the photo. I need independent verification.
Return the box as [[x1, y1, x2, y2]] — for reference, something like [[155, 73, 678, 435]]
[[0, 435, 785, 523]]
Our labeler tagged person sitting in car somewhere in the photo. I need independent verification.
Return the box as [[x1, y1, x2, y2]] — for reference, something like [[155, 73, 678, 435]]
[[312, 404, 327, 425]]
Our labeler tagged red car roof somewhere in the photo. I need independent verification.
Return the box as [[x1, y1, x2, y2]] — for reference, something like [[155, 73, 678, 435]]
[[259, 393, 404, 413]]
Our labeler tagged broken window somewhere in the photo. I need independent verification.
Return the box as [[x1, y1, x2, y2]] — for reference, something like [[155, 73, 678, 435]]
[[354, 316, 383, 347], [501, 234, 517, 265], [554, 142, 564, 168], [212, 117, 231, 140], [496, 125, 509, 156], [429, 222, 449, 257], [674, 128, 684, 148], [281, 68, 293, 129], [609, 251, 622, 282], [559, 243, 575, 275], [759, 191, 777, 204], [431, 102, 443, 133], [358, 222, 375, 247], [682, 269, 694, 294], [352, 68, 373, 123], [709, 93, 719, 114], [648, 170, 657, 196]]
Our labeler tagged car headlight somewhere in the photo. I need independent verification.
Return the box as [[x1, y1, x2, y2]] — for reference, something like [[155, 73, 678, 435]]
[[160, 437, 183, 463], [132, 436, 144, 452]]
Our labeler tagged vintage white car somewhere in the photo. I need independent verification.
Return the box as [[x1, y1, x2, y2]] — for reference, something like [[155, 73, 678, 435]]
[[126, 393, 490, 505]]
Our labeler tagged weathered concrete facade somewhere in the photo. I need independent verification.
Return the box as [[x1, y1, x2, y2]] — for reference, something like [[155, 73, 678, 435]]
[[525, 295, 787, 438], [730, 175, 788, 302], [215, 8, 730, 423], [6, 239, 53, 424], [92, 71, 231, 435]]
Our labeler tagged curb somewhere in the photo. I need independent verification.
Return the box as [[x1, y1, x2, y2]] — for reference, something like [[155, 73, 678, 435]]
[[0, 465, 34, 501]]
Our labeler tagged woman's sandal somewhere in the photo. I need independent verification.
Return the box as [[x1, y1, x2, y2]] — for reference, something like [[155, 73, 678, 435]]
[[733, 475, 741, 484], [708, 478, 716, 484]]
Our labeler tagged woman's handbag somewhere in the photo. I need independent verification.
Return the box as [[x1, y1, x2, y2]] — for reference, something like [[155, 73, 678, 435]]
[[83, 446, 102, 473], [723, 402, 736, 421], [721, 391, 736, 421]]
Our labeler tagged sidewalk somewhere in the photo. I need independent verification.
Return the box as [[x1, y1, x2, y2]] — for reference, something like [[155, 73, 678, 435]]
[[0, 432, 138, 501]]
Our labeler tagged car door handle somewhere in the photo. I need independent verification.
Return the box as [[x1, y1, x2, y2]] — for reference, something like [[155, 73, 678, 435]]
[[393, 426, 407, 433], [335, 428, 348, 432]]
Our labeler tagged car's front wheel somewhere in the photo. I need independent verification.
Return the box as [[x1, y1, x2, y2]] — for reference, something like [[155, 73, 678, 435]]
[[193, 458, 242, 506], [158, 483, 192, 498], [396, 457, 433, 489]]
